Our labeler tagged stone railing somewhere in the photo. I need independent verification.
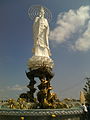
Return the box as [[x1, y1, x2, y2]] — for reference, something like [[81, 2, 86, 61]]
[[0, 107, 84, 120]]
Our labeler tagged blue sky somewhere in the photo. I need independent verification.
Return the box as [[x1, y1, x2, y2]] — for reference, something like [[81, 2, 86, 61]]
[[0, 0, 90, 100]]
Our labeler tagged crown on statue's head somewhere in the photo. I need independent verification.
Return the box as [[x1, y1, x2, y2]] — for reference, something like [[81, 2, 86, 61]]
[[28, 5, 52, 22], [39, 6, 45, 17]]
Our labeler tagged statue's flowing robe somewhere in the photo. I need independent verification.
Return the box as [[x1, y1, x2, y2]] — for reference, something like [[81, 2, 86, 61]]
[[32, 16, 51, 57]]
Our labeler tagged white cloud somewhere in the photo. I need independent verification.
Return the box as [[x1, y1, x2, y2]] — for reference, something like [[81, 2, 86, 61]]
[[0, 85, 27, 99], [8, 85, 22, 91], [72, 21, 90, 51], [8, 84, 26, 91], [50, 6, 90, 51], [0, 84, 26, 92]]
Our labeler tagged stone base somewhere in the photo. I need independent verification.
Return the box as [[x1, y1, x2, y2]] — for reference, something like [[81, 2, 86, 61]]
[[0, 108, 84, 120]]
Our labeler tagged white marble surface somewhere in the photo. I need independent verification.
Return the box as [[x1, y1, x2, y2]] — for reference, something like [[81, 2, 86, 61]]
[[32, 7, 51, 58]]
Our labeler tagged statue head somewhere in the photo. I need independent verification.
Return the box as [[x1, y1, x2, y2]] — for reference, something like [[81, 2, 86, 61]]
[[39, 6, 45, 18]]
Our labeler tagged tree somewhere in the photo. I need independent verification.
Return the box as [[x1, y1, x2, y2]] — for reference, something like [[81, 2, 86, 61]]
[[83, 77, 90, 104]]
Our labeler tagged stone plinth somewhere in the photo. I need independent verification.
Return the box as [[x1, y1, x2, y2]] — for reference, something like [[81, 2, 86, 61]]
[[0, 108, 84, 120]]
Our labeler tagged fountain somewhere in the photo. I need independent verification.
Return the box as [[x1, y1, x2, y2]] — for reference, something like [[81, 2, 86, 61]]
[[0, 5, 84, 120]]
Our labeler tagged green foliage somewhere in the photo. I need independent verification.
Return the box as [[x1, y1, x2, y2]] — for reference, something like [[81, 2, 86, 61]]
[[83, 78, 90, 104]]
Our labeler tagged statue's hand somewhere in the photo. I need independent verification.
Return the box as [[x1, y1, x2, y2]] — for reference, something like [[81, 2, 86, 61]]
[[36, 37, 40, 45]]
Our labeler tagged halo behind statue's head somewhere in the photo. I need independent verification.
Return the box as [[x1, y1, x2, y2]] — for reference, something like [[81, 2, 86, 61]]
[[28, 5, 52, 22]]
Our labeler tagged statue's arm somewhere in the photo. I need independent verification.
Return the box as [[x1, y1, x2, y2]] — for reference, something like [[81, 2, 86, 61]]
[[33, 17, 38, 32], [33, 17, 38, 25], [45, 19, 49, 47], [33, 17, 39, 44]]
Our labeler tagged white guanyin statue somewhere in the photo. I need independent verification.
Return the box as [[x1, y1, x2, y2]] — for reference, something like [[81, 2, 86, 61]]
[[28, 6, 54, 70], [32, 7, 51, 58]]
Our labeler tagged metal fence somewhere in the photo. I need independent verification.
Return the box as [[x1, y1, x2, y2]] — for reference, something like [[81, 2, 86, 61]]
[[0, 108, 84, 120]]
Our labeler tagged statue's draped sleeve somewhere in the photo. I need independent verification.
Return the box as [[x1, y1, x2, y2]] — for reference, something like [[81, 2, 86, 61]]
[[33, 17, 39, 45]]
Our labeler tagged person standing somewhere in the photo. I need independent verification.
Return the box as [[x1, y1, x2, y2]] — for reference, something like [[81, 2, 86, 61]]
[[82, 103, 88, 120], [87, 104, 90, 120]]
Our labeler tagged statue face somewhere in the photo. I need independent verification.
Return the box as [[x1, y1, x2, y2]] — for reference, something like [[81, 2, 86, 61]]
[[39, 7, 45, 17]]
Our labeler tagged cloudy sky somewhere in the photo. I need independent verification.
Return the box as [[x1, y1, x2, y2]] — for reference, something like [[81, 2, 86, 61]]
[[0, 0, 90, 100]]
